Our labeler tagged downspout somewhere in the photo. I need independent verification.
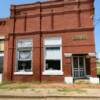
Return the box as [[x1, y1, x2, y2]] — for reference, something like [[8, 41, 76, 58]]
[[11, 6, 16, 81], [39, 2, 42, 82]]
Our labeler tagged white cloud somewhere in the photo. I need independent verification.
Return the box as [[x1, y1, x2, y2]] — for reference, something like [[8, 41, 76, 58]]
[[97, 53, 100, 59]]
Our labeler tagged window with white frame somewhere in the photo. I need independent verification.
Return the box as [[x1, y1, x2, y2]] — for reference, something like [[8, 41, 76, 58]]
[[16, 39, 32, 72], [43, 37, 63, 75]]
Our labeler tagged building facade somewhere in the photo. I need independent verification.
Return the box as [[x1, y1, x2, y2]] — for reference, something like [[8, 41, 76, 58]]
[[0, 0, 99, 83]]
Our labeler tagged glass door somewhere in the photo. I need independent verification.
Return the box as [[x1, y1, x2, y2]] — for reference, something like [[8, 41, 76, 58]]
[[73, 56, 86, 78]]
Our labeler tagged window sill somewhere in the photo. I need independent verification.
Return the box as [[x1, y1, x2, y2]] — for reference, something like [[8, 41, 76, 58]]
[[14, 72, 33, 75], [42, 70, 63, 75]]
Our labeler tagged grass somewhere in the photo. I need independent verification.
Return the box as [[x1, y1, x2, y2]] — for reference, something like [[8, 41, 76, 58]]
[[0, 82, 33, 89], [74, 80, 90, 84], [57, 88, 85, 93], [0, 82, 86, 94], [97, 67, 100, 75], [31, 80, 48, 84], [0, 80, 50, 89], [97, 62, 100, 68], [0, 81, 48, 90], [97, 62, 100, 75]]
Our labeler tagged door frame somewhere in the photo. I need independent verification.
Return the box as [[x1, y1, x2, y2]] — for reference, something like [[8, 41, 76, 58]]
[[0, 53, 4, 83], [72, 55, 86, 79]]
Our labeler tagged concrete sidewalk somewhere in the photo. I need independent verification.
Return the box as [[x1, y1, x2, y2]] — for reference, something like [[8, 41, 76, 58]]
[[0, 88, 100, 97], [0, 89, 100, 100]]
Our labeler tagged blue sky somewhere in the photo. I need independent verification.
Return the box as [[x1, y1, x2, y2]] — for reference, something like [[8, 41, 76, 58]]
[[0, 0, 100, 54]]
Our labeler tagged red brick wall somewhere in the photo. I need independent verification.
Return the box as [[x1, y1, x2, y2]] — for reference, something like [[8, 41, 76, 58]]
[[0, 18, 11, 36]]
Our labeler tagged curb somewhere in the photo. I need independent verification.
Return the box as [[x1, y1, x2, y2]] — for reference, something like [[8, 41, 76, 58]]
[[0, 95, 100, 99]]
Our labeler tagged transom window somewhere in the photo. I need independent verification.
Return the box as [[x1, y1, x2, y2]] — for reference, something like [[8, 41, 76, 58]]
[[16, 39, 32, 72]]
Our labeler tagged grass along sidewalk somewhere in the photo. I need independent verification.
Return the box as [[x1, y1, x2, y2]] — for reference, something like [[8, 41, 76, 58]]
[[0, 81, 100, 90], [0, 82, 100, 97]]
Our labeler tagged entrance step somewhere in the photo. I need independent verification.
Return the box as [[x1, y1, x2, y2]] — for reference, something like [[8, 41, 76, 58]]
[[0, 74, 2, 83], [74, 79, 90, 84]]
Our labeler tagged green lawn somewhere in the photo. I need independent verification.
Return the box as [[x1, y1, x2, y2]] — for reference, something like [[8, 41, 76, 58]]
[[97, 63, 100, 75]]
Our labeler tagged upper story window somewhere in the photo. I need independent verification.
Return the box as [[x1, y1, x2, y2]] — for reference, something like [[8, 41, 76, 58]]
[[16, 39, 32, 73]]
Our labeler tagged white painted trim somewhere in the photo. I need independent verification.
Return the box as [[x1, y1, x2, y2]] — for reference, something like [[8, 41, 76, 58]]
[[72, 56, 74, 78], [0, 53, 4, 56], [88, 53, 96, 57], [60, 44, 63, 74], [89, 77, 99, 84], [42, 70, 63, 75], [44, 37, 62, 46], [64, 77, 73, 84], [14, 72, 33, 75], [16, 39, 33, 72], [43, 37, 63, 75], [0, 36, 5, 39], [64, 53, 72, 58], [0, 74, 2, 83]]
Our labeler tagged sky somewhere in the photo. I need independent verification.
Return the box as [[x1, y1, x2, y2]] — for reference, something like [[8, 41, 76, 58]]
[[0, 0, 100, 57]]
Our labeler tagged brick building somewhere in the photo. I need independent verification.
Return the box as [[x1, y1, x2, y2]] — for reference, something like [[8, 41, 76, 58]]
[[0, 0, 99, 83]]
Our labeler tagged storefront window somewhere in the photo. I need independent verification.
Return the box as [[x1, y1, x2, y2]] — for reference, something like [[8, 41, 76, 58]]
[[16, 39, 32, 72], [43, 37, 63, 75]]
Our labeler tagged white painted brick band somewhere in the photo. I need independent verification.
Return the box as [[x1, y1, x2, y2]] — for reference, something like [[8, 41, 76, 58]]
[[64, 77, 73, 84], [89, 77, 99, 84]]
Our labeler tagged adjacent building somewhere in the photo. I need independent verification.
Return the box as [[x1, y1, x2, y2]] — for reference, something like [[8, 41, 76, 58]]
[[0, 0, 99, 83], [0, 36, 4, 73]]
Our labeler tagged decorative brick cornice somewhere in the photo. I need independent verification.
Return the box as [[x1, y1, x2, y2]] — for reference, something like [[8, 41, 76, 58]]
[[9, 27, 94, 35], [10, 0, 94, 16], [11, 0, 93, 10], [10, 8, 94, 19]]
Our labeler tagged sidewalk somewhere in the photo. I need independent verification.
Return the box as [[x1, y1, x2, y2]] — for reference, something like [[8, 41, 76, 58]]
[[0, 88, 100, 97]]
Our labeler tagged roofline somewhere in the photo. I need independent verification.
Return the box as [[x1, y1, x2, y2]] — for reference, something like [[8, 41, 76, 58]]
[[0, 18, 9, 21], [11, 0, 63, 7]]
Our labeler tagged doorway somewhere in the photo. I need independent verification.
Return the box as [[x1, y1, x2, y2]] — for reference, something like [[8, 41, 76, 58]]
[[72, 56, 86, 79]]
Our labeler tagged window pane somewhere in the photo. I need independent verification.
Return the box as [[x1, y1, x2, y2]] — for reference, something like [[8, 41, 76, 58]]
[[16, 39, 32, 72], [80, 70, 85, 77], [45, 47, 60, 60], [19, 50, 31, 60], [73, 57, 78, 68], [18, 60, 31, 72], [44, 38, 62, 72], [44, 37, 61, 46], [74, 70, 79, 78], [79, 57, 84, 68], [46, 60, 60, 70], [17, 40, 32, 48]]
